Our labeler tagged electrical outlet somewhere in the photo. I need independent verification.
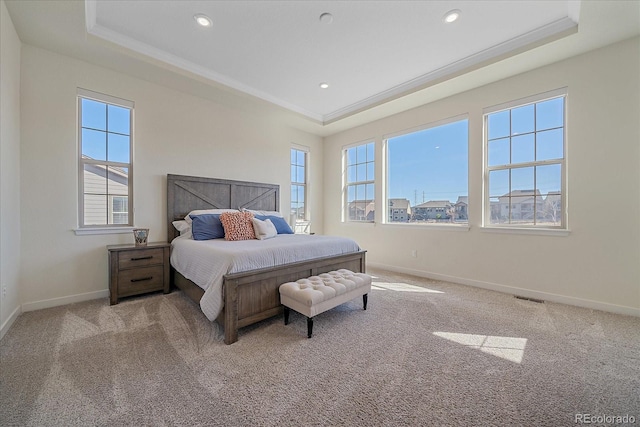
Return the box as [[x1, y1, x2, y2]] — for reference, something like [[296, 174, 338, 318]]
[[1, 284, 6, 297], [411, 249, 417, 258]]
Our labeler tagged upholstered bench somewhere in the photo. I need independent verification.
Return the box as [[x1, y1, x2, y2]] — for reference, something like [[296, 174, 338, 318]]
[[278, 269, 372, 338]]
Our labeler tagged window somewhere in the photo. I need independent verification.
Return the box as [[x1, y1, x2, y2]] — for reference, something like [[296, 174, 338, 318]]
[[484, 89, 566, 228], [385, 117, 468, 225], [291, 147, 307, 222], [110, 196, 129, 224], [78, 89, 133, 227], [345, 142, 375, 221]]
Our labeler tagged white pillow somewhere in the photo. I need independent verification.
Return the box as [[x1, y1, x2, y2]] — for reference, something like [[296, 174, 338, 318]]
[[252, 217, 277, 240], [183, 208, 238, 224], [172, 220, 192, 240]]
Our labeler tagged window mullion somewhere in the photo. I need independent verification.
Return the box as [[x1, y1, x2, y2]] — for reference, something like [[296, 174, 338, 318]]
[[487, 158, 561, 172]]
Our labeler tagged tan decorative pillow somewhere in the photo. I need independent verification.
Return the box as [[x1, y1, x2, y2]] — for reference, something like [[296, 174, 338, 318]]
[[220, 211, 256, 241]]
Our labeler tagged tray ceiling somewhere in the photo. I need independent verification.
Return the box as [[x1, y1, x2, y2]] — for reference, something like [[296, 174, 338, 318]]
[[85, 0, 580, 123]]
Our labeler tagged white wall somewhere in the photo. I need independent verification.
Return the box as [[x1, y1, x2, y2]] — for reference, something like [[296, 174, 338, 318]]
[[323, 37, 640, 315], [1, 0, 22, 337], [18, 44, 323, 309]]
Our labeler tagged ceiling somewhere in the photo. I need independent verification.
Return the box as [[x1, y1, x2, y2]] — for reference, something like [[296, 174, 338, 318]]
[[4, 1, 640, 135], [86, 0, 579, 123]]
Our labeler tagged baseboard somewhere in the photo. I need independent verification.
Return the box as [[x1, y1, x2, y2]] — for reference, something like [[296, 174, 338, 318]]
[[0, 305, 22, 341], [21, 289, 109, 313], [368, 262, 640, 317]]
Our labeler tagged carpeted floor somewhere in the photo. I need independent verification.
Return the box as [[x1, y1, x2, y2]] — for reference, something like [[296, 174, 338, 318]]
[[1, 268, 639, 426]]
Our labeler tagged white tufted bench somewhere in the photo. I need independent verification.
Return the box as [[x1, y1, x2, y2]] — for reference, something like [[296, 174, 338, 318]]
[[278, 269, 372, 338]]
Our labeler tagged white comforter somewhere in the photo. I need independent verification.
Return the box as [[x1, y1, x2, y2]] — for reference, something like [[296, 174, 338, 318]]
[[170, 234, 361, 320]]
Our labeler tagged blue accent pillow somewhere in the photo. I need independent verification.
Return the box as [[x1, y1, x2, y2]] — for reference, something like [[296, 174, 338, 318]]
[[255, 215, 294, 234], [190, 214, 225, 240]]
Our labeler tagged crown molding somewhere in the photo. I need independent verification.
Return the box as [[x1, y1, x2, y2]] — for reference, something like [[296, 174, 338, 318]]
[[85, 1, 577, 126], [323, 16, 578, 124]]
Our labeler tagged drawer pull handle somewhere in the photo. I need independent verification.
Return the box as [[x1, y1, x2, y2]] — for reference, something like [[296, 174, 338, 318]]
[[131, 276, 153, 282], [131, 256, 153, 261]]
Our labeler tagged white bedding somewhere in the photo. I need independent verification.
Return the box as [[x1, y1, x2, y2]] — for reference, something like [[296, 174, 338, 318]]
[[170, 234, 361, 320]]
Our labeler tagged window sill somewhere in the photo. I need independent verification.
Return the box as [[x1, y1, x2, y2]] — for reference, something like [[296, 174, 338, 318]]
[[480, 226, 570, 237], [74, 227, 135, 236], [384, 222, 470, 231]]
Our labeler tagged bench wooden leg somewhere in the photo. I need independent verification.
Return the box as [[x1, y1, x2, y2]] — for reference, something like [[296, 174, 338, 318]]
[[284, 306, 290, 325], [307, 317, 313, 338], [363, 294, 368, 310]]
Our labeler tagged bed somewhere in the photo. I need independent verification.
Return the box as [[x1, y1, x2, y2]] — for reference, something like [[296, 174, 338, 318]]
[[166, 174, 367, 344]]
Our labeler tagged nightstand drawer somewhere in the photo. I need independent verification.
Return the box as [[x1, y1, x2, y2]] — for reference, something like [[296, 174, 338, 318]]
[[118, 248, 164, 269], [108, 242, 171, 305], [118, 265, 165, 296]]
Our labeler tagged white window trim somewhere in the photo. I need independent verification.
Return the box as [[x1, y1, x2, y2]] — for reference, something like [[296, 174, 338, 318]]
[[290, 145, 309, 223], [74, 227, 135, 236], [343, 139, 375, 223], [480, 226, 570, 237], [384, 222, 470, 232], [482, 88, 568, 233], [77, 88, 135, 231], [383, 114, 469, 226]]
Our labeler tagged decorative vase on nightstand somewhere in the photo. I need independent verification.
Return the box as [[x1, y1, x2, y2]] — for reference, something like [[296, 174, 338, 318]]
[[133, 228, 149, 246]]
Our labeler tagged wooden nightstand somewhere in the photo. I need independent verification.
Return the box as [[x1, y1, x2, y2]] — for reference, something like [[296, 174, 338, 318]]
[[107, 242, 170, 305]]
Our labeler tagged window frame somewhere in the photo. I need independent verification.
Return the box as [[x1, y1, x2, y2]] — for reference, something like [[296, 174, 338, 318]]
[[482, 88, 567, 231], [290, 146, 309, 222], [77, 88, 134, 230], [343, 140, 375, 223], [383, 114, 469, 228]]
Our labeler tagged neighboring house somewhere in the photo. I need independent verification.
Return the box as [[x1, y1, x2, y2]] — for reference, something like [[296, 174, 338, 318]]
[[388, 198, 411, 222], [497, 190, 545, 223], [348, 199, 374, 221], [412, 200, 452, 221], [454, 196, 468, 220], [83, 161, 129, 225]]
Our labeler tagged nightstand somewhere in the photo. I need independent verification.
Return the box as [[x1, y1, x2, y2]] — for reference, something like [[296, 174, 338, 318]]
[[107, 242, 170, 305]]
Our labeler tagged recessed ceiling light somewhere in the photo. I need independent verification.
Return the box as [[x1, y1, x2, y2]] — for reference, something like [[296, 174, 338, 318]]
[[194, 14, 212, 27], [319, 12, 333, 24], [443, 9, 461, 23], [319, 82, 329, 89]]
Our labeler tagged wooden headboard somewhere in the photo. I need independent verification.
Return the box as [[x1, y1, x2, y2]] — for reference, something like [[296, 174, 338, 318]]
[[167, 174, 280, 242]]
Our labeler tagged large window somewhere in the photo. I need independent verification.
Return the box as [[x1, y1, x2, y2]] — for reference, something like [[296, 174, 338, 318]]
[[386, 117, 468, 225], [291, 147, 307, 222], [345, 142, 375, 221], [78, 89, 133, 227], [484, 89, 566, 228]]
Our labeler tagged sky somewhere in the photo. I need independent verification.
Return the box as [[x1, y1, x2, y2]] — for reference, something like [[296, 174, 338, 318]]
[[388, 119, 468, 204], [388, 96, 563, 205], [81, 98, 131, 164], [487, 97, 564, 199]]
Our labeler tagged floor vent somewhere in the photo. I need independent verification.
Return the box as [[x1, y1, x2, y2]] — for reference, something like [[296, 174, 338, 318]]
[[515, 295, 545, 303]]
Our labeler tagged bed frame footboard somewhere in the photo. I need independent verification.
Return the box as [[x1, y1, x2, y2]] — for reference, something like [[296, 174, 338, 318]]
[[173, 251, 366, 344], [221, 250, 366, 344]]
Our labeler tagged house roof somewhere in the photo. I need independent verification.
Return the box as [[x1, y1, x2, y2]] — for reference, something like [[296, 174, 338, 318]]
[[501, 190, 542, 197], [388, 199, 410, 210], [415, 200, 451, 208]]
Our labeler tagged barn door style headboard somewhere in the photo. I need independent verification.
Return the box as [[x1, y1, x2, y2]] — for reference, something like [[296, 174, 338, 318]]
[[167, 174, 280, 241]]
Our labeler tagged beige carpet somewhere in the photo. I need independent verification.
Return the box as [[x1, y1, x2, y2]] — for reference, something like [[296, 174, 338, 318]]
[[1, 268, 639, 426]]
